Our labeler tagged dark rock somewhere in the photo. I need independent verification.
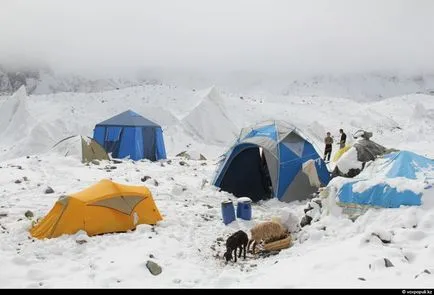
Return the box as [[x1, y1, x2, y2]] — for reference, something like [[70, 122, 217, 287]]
[[14, 179, 22, 184], [149, 254, 154, 259], [153, 180, 159, 186], [91, 160, 100, 165], [44, 187, 54, 194], [371, 233, 391, 244], [300, 215, 313, 227], [110, 166, 117, 169], [24, 210, 34, 218], [167, 160, 172, 164], [176, 151, 189, 158], [112, 159, 123, 164], [358, 277, 366, 281], [414, 270, 431, 279], [23, 176, 29, 182], [179, 161, 188, 166], [26, 156, 30, 159], [76, 239, 87, 245], [146, 260, 162, 276], [17, 166, 23, 170], [0, 213, 7, 218], [141, 176, 151, 182], [384, 258, 394, 268], [216, 237, 224, 242], [303, 205, 313, 214]]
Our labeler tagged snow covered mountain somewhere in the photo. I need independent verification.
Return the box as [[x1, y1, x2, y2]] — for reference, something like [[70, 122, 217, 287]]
[[2, 66, 434, 101]]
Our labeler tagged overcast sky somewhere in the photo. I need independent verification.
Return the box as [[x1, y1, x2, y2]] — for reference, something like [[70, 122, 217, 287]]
[[1, 0, 434, 76]]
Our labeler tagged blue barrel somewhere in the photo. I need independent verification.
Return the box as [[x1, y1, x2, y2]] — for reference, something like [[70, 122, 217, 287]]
[[221, 200, 236, 225], [237, 198, 252, 220]]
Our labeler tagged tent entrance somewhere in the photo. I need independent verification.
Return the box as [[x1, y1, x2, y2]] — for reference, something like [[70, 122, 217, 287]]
[[220, 147, 272, 202]]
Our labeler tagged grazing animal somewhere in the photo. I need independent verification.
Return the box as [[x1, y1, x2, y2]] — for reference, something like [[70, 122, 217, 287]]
[[223, 230, 249, 262], [248, 221, 287, 254]]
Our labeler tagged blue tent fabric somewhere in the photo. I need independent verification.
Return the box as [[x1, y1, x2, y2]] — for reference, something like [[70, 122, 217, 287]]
[[213, 120, 330, 203], [93, 110, 166, 161], [339, 182, 422, 208], [384, 151, 434, 179], [96, 110, 159, 127], [337, 151, 434, 209]]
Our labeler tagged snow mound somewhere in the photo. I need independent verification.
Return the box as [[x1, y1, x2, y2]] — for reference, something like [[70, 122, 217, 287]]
[[335, 147, 363, 174], [0, 86, 58, 160], [181, 86, 238, 145]]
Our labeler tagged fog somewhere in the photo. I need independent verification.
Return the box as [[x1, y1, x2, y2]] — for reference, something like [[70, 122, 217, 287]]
[[1, 0, 434, 77]]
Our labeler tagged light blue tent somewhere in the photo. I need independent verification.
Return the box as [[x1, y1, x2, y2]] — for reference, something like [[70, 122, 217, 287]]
[[338, 151, 434, 208], [93, 110, 166, 161], [213, 120, 330, 203]]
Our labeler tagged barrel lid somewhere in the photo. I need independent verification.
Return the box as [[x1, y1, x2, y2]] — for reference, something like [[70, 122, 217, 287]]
[[237, 197, 252, 204], [222, 200, 233, 204]]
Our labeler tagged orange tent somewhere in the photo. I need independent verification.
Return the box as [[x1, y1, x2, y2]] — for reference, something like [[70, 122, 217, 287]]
[[30, 179, 162, 239]]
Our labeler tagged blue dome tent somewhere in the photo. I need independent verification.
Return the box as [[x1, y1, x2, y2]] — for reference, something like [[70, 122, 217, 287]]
[[93, 110, 166, 161], [213, 120, 330, 202]]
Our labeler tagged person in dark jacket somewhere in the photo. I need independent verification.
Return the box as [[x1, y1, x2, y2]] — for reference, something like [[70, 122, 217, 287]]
[[339, 129, 347, 149], [324, 132, 333, 162]]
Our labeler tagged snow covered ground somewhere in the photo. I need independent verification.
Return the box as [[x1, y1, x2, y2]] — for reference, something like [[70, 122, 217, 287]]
[[0, 83, 433, 288]]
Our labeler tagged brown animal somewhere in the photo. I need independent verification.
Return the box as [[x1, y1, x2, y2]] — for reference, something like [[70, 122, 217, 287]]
[[248, 221, 287, 254]]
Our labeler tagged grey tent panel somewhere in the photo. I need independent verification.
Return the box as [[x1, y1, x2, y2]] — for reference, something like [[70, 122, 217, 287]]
[[264, 149, 278, 196], [242, 137, 278, 158], [57, 195, 70, 206], [280, 169, 318, 203], [281, 132, 305, 158], [89, 195, 144, 215]]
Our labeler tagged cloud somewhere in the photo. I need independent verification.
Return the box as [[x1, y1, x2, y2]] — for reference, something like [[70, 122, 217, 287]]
[[1, 0, 433, 76]]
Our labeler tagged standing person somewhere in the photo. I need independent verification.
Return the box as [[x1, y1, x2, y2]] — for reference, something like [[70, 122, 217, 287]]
[[339, 129, 347, 149], [324, 132, 333, 162]]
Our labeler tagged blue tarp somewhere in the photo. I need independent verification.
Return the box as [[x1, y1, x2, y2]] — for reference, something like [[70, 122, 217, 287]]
[[338, 151, 434, 208], [93, 110, 166, 161]]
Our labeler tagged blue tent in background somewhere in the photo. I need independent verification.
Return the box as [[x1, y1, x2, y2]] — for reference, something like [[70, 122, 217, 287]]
[[93, 110, 166, 161], [213, 120, 330, 203], [338, 151, 434, 208]]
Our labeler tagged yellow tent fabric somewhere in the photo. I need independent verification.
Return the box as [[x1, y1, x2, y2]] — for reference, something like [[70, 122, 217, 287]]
[[30, 179, 163, 239], [333, 145, 352, 162]]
